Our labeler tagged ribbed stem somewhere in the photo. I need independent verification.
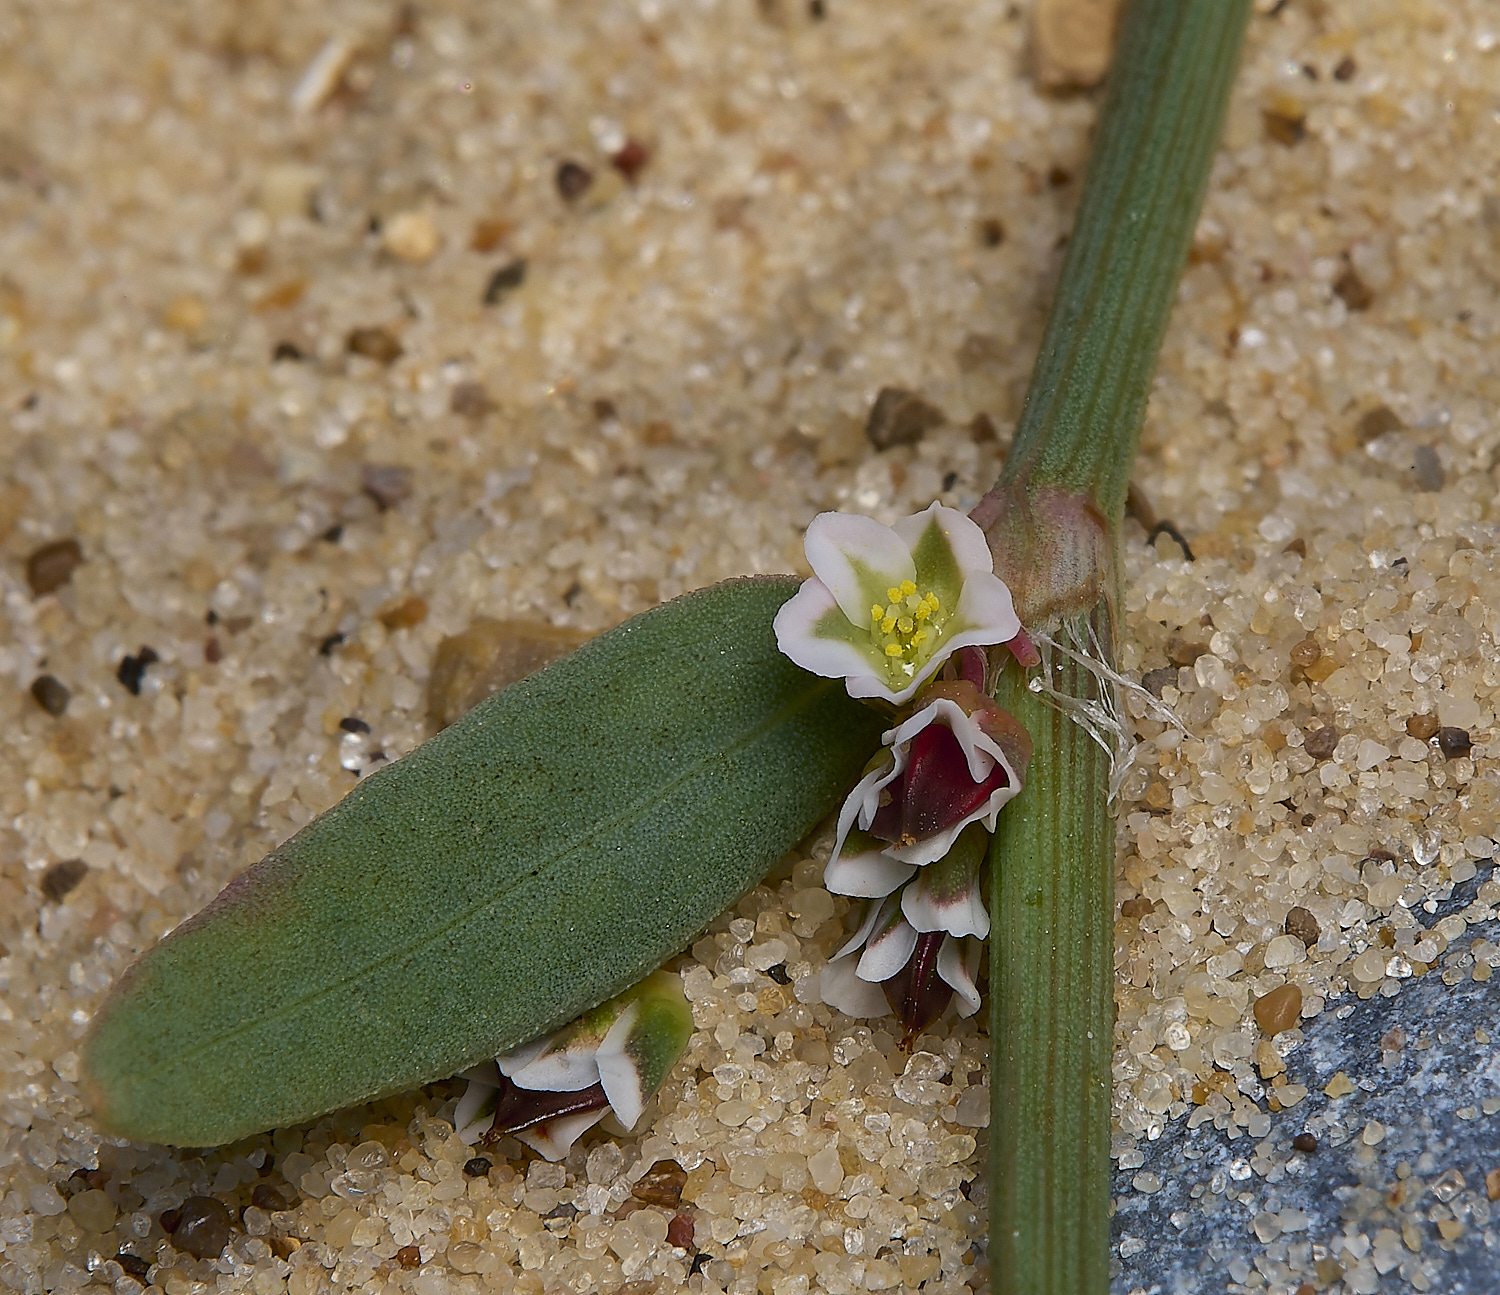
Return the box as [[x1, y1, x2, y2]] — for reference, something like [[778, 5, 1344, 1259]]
[[984, 1, 1252, 1291]]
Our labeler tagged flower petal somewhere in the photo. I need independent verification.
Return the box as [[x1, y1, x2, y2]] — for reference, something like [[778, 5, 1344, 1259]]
[[832, 895, 892, 961], [515, 1108, 610, 1161], [454, 1078, 500, 1145], [899, 824, 990, 939], [593, 972, 695, 1131], [936, 936, 982, 1017], [857, 909, 918, 983], [819, 953, 895, 1018], [892, 502, 996, 585], [804, 511, 916, 627], [949, 569, 1021, 647], [772, 578, 886, 681], [824, 829, 917, 898]]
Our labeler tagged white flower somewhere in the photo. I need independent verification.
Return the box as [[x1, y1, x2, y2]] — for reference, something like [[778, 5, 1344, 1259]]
[[826, 681, 1030, 889], [774, 502, 1021, 705]]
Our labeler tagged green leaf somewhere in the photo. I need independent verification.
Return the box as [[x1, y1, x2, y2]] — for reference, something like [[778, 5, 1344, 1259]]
[[82, 577, 883, 1146]]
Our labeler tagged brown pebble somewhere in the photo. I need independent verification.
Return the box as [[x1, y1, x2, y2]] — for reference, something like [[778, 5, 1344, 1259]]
[[1333, 263, 1373, 312], [1282, 537, 1306, 557], [26, 538, 84, 596], [1288, 637, 1321, 668], [1165, 637, 1209, 668], [378, 595, 429, 630], [632, 1161, 688, 1207], [250, 1183, 286, 1213], [1406, 714, 1440, 741], [1284, 907, 1320, 947], [159, 1208, 181, 1234], [40, 859, 87, 903], [396, 1245, 422, 1269], [1438, 726, 1472, 758], [347, 326, 403, 365], [361, 463, 412, 511], [462, 1156, 492, 1178], [610, 139, 650, 182], [865, 387, 945, 450], [1303, 726, 1338, 760], [666, 1211, 695, 1250], [1379, 1026, 1406, 1052], [1356, 404, 1403, 442], [1487, 1167, 1500, 1202], [114, 1253, 151, 1279], [1253, 983, 1303, 1035], [556, 160, 594, 201], [1120, 896, 1155, 920], [173, 1196, 233, 1259], [1332, 55, 1356, 81], [204, 636, 222, 664], [482, 259, 527, 305], [969, 412, 998, 443], [427, 618, 590, 730], [470, 218, 512, 253], [1140, 667, 1176, 699], [979, 217, 1005, 248], [30, 674, 70, 715], [1263, 106, 1306, 147], [1292, 1132, 1318, 1154], [449, 381, 494, 418], [1031, 0, 1123, 89]]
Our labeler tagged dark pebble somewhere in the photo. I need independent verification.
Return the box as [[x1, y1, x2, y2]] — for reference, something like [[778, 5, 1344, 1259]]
[[172, 1196, 233, 1259], [347, 326, 403, 365], [321, 525, 343, 543], [979, 217, 1005, 248], [1412, 444, 1443, 492], [1292, 1132, 1318, 1153], [395, 1245, 422, 1269], [1284, 906, 1320, 947], [1332, 55, 1356, 81], [667, 1211, 695, 1250], [865, 387, 945, 450], [361, 463, 412, 511], [1046, 165, 1071, 188], [1356, 404, 1403, 442], [610, 139, 650, 182], [544, 1202, 577, 1220], [159, 1208, 181, 1234], [592, 398, 618, 421], [969, 412, 997, 443], [1166, 637, 1209, 668], [1141, 667, 1177, 699], [30, 674, 70, 715], [114, 1254, 151, 1279], [765, 963, 792, 985], [204, 637, 222, 664], [26, 538, 84, 596], [482, 259, 527, 306], [1303, 726, 1338, 760], [555, 161, 594, 202], [272, 341, 305, 362], [462, 1156, 492, 1178], [250, 1183, 287, 1212], [1333, 263, 1373, 312], [450, 381, 495, 418], [1263, 107, 1306, 147], [40, 859, 87, 903], [1438, 727, 1472, 758], [117, 646, 160, 696], [808, 0, 826, 18], [339, 716, 372, 734], [318, 632, 346, 656], [632, 1161, 688, 1207]]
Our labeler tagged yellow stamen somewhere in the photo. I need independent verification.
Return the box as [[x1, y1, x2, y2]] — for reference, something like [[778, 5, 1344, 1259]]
[[899, 580, 916, 596], [897, 616, 914, 634], [887, 586, 903, 603], [871, 604, 885, 622], [881, 614, 897, 634], [885, 643, 904, 657]]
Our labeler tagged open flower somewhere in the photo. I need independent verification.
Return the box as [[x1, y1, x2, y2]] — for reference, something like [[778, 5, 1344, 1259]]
[[827, 680, 1031, 888], [455, 971, 692, 1161], [774, 502, 1024, 704]]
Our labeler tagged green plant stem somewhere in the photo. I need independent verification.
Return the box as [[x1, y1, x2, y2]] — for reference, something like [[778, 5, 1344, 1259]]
[[985, 2, 1251, 1292]]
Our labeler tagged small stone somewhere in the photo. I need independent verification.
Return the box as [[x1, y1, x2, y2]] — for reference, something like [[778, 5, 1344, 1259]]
[[1356, 404, 1403, 442], [339, 717, 371, 735], [396, 1244, 422, 1269], [865, 387, 945, 450], [462, 1157, 492, 1179], [632, 1162, 688, 1207], [1486, 1168, 1500, 1201], [378, 595, 428, 630], [1333, 55, 1356, 81], [40, 859, 87, 902], [1323, 1071, 1355, 1098], [470, 218, 512, 252], [1166, 637, 1209, 667], [450, 381, 495, 418], [272, 340, 305, 362], [1407, 714, 1440, 741], [482, 259, 527, 305], [1263, 103, 1307, 146], [427, 618, 589, 729], [1141, 667, 1176, 698], [114, 1254, 151, 1278], [979, 217, 1005, 248], [159, 1208, 181, 1234], [67, 1188, 116, 1234], [1334, 263, 1373, 311], [1292, 1133, 1318, 1154], [556, 161, 594, 201], [1289, 637, 1322, 667], [163, 294, 207, 332], [1362, 1120, 1386, 1146], [361, 463, 412, 510], [347, 326, 403, 365], [1031, 0, 1123, 89], [666, 1211, 694, 1250], [1264, 935, 1306, 969], [1283, 537, 1307, 556], [1438, 727, 1472, 758], [117, 646, 160, 696], [1412, 444, 1443, 491], [1120, 896, 1154, 920], [1253, 983, 1303, 1035], [765, 963, 792, 985], [172, 1196, 233, 1259], [250, 1184, 287, 1212], [1304, 726, 1338, 760], [383, 210, 440, 262], [610, 139, 650, 182], [1284, 907, 1320, 947], [26, 538, 84, 595], [30, 674, 70, 715]]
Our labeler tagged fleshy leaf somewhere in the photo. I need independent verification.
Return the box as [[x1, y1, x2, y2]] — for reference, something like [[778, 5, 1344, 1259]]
[[81, 578, 885, 1146]]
